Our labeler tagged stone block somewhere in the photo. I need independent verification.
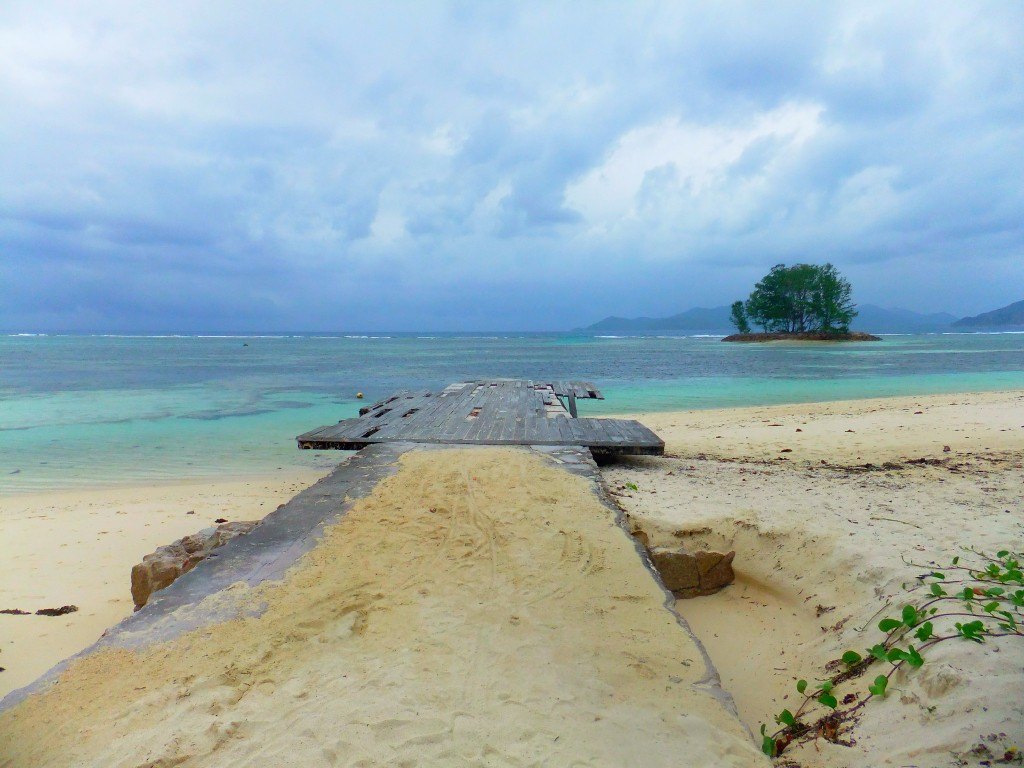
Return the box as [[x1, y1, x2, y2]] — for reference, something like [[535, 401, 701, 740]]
[[131, 521, 259, 610], [648, 547, 735, 598]]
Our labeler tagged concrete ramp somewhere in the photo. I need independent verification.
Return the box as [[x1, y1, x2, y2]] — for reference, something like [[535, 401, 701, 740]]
[[0, 444, 763, 767]]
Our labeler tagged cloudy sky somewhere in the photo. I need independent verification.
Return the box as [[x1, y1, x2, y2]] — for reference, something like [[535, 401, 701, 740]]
[[1, 2, 1021, 331]]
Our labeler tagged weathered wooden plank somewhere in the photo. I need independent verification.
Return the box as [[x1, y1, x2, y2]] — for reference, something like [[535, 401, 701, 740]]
[[298, 379, 659, 454]]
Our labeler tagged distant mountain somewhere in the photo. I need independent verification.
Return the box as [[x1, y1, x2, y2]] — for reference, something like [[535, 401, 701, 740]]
[[851, 305, 958, 333], [579, 304, 958, 334], [953, 299, 1024, 327], [583, 306, 731, 333]]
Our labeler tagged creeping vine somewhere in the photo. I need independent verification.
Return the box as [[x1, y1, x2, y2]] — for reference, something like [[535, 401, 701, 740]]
[[760, 549, 1023, 758]]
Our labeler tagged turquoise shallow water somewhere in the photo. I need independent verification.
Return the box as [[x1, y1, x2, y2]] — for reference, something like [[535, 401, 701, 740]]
[[2, 332, 1023, 492]]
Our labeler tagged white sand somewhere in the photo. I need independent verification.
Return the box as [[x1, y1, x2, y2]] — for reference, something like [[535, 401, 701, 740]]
[[604, 390, 1024, 767], [3, 390, 1022, 766], [0, 471, 326, 698], [0, 448, 762, 768]]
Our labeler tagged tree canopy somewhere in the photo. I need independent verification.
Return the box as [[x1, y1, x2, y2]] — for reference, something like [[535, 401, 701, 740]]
[[731, 263, 857, 334]]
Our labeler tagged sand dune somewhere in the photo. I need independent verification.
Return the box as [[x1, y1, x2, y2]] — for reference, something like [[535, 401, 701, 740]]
[[0, 448, 761, 767]]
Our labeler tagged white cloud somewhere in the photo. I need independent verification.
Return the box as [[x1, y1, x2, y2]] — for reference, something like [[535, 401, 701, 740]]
[[564, 102, 823, 225]]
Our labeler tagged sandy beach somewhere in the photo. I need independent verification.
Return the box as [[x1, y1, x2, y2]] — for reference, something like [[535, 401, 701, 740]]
[[0, 390, 1021, 766], [0, 447, 760, 767], [0, 471, 327, 698], [606, 389, 1024, 767]]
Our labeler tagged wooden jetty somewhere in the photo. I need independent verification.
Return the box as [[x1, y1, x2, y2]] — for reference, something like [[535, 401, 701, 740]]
[[297, 379, 664, 455]]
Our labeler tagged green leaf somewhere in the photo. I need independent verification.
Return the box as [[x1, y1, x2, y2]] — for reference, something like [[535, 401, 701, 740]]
[[914, 621, 934, 641], [886, 648, 908, 663], [761, 735, 776, 757], [819, 681, 833, 693], [818, 692, 838, 709], [956, 620, 986, 642], [960, 587, 974, 601], [930, 583, 946, 597], [901, 605, 919, 627], [906, 646, 924, 668], [878, 618, 901, 632], [930, 571, 945, 580], [985, 587, 1005, 596], [952, 556, 959, 565], [997, 550, 1010, 558], [841, 651, 862, 665], [868, 643, 889, 661], [868, 675, 888, 697], [776, 709, 796, 727], [983, 601, 1000, 613], [796, 679, 808, 695]]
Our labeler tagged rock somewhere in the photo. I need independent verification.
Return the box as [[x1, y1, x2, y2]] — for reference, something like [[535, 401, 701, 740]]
[[648, 547, 735, 598], [131, 521, 259, 610]]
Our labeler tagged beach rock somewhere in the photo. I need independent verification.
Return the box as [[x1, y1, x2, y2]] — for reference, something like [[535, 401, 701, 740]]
[[131, 521, 259, 610], [648, 547, 735, 598]]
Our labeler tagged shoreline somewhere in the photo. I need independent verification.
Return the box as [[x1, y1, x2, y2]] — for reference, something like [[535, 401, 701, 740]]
[[1, 389, 1022, 765]]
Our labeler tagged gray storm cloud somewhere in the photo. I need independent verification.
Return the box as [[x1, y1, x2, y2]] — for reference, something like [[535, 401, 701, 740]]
[[0, 1, 1021, 331]]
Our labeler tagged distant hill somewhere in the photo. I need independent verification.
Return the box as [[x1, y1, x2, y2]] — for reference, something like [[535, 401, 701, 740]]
[[583, 307, 731, 333], [579, 304, 957, 334], [852, 305, 958, 333], [953, 299, 1024, 327]]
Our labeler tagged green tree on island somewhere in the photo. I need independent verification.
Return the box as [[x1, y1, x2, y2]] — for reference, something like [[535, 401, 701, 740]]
[[731, 263, 857, 334], [729, 301, 751, 333]]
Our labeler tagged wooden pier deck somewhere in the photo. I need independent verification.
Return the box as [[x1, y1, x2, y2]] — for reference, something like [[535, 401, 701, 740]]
[[297, 379, 664, 455]]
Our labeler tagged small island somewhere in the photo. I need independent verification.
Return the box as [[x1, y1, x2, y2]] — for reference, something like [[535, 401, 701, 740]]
[[724, 263, 881, 342], [722, 331, 882, 342]]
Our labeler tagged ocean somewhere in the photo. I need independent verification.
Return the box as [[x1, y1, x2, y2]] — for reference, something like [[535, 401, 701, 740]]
[[2, 332, 1023, 493]]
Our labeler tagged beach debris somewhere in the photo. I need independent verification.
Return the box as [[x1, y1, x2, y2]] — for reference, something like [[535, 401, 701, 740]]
[[131, 521, 259, 610], [780, 448, 793, 453], [943, 445, 951, 452], [214, 517, 228, 523], [35, 605, 78, 617], [647, 547, 735, 598], [0, 608, 31, 615]]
